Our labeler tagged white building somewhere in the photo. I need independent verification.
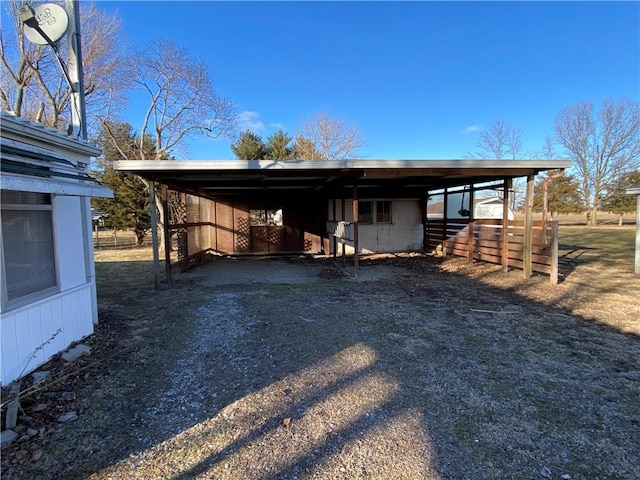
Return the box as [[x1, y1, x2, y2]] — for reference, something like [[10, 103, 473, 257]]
[[474, 197, 515, 220], [1, 112, 112, 386], [327, 199, 424, 254]]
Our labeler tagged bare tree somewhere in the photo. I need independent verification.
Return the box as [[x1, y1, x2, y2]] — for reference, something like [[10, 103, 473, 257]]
[[468, 118, 528, 209], [469, 118, 527, 160], [126, 37, 236, 160], [554, 98, 640, 226], [0, 1, 130, 133], [295, 112, 365, 160], [101, 37, 237, 255]]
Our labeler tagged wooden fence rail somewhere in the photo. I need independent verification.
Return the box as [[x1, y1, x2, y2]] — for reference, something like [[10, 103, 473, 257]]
[[425, 219, 559, 285]]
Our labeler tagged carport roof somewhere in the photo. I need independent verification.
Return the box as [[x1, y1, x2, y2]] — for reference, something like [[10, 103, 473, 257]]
[[114, 158, 571, 200]]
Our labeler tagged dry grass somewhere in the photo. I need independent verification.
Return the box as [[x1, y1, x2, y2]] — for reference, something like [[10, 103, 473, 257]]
[[2, 226, 639, 480], [92, 228, 144, 249]]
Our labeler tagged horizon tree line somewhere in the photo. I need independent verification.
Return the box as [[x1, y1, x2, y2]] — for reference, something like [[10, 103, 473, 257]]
[[1, 1, 638, 242]]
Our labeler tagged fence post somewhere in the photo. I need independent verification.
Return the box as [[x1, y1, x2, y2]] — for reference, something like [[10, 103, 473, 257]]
[[523, 175, 534, 278], [550, 221, 559, 285]]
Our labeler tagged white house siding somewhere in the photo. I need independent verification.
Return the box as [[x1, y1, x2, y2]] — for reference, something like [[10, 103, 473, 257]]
[[1, 193, 98, 386], [1, 283, 93, 385], [0, 112, 110, 386], [329, 199, 423, 254]]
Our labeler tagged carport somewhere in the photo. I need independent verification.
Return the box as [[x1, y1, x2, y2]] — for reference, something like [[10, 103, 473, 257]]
[[114, 158, 570, 284]]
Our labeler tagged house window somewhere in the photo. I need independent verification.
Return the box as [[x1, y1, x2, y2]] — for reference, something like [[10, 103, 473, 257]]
[[376, 201, 392, 223], [1, 190, 57, 305], [358, 201, 373, 223]]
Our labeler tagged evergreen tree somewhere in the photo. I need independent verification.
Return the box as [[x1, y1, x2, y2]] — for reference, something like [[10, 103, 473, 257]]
[[533, 174, 584, 218], [231, 130, 268, 160], [601, 170, 640, 226], [93, 121, 153, 245], [266, 129, 294, 160]]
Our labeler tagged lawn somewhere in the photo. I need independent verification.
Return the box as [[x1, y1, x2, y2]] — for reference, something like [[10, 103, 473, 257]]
[[559, 225, 636, 267], [2, 225, 638, 480]]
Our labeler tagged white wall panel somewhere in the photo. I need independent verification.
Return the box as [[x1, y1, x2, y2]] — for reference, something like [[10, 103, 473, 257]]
[[1, 284, 94, 386], [327, 199, 423, 254], [53, 196, 86, 290]]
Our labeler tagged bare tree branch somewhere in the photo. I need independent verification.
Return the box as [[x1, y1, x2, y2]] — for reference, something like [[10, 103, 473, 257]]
[[0, 1, 130, 133], [131, 37, 236, 160], [295, 112, 366, 160], [554, 98, 640, 225], [468, 118, 527, 160]]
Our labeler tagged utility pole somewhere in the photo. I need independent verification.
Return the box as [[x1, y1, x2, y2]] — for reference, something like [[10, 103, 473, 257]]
[[66, 0, 87, 140]]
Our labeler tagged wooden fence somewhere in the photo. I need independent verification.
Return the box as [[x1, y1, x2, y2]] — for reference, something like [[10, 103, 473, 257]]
[[425, 218, 559, 284]]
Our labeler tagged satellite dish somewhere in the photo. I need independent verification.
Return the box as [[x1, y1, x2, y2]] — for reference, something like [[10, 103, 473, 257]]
[[22, 3, 69, 45]]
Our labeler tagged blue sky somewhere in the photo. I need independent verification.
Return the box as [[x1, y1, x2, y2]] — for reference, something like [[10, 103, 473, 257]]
[[98, 1, 639, 160]]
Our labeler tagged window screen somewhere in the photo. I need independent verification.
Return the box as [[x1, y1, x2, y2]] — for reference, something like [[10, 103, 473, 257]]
[[1, 190, 57, 303]]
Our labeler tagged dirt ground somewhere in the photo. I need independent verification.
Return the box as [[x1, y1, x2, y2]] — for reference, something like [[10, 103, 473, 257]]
[[2, 247, 639, 480]]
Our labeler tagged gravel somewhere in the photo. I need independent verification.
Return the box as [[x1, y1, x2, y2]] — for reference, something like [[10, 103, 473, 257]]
[[1, 253, 639, 480]]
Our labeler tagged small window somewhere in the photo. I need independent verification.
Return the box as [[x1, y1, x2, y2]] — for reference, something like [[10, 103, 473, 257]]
[[249, 209, 283, 226], [376, 201, 392, 223], [1, 190, 57, 305], [249, 209, 267, 226], [358, 201, 373, 223]]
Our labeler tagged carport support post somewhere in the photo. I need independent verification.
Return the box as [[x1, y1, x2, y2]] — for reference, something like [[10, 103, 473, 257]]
[[353, 182, 359, 277], [551, 221, 559, 285], [636, 193, 640, 275], [421, 194, 428, 253], [332, 197, 337, 259], [161, 184, 172, 285], [523, 174, 535, 278], [148, 181, 161, 290], [501, 178, 511, 273], [341, 196, 346, 265], [442, 188, 448, 256]]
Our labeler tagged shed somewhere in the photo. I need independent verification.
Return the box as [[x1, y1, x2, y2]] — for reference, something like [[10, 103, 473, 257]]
[[627, 186, 640, 275], [0, 112, 112, 386], [115, 158, 569, 281]]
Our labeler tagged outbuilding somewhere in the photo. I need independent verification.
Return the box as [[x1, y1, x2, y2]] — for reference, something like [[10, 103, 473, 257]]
[[115, 158, 569, 282]]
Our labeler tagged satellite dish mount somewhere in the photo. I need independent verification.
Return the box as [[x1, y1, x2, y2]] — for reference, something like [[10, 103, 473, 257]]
[[18, 2, 87, 140]]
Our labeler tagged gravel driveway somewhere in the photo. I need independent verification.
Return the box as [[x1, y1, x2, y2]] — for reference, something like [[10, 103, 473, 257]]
[[2, 252, 639, 480]]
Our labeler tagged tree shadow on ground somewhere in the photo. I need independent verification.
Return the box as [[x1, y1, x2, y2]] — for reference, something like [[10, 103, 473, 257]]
[[3, 256, 639, 479]]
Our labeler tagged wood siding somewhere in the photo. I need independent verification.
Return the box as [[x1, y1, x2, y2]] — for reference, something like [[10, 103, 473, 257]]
[[174, 196, 326, 260]]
